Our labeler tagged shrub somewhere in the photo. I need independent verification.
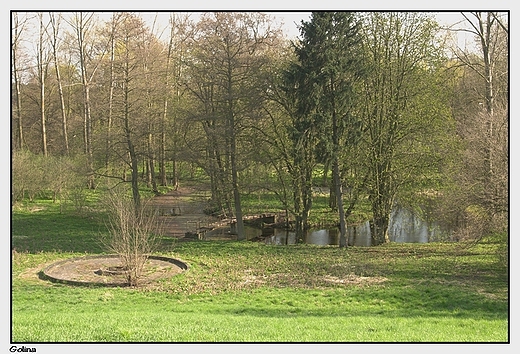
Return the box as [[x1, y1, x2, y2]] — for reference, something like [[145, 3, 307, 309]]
[[101, 187, 163, 286]]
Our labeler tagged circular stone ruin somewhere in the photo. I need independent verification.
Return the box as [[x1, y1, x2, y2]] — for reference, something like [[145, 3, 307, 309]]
[[40, 254, 188, 287]]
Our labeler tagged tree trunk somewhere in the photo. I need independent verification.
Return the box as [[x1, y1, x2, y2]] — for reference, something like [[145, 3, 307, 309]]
[[38, 13, 48, 157], [75, 12, 95, 188], [160, 16, 173, 187], [106, 15, 117, 171], [49, 13, 69, 155], [14, 67, 23, 150], [126, 116, 140, 209], [230, 120, 245, 240], [147, 131, 159, 195], [83, 84, 95, 189], [40, 77, 47, 157], [333, 159, 347, 248], [329, 178, 337, 211], [370, 214, 389, 246], [55, 62, 69, 155], [479, 12, 496, 211], [12, 13, 24, 150], [294, 191, 311, 242], [330, 78, 347, 248], [159, 123, 167, 186]]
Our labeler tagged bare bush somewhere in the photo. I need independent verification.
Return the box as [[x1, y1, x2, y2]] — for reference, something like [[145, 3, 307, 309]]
[[11, 150, 45, 202], [102, 188, 164, 286], [452, 206, 490, 243]]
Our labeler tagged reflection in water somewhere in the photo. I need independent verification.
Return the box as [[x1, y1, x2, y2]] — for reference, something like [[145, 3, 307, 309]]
[[263, 229, 297, 245], [262, 228, 339, 246], [218, 205, 451, 246], [305, 228, 338, 245], [260, 224, 373, 246], [206, 225, 342, 245], [388, 205, 448, 243]]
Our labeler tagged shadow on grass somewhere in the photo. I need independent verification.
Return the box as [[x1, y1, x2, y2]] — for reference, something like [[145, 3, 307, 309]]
[[183, 283, 508, 322], [11, 212, 106, 253]]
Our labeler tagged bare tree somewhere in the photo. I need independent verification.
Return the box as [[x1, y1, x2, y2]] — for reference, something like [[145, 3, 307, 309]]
[[36, 12, 51, 156], [103, 13, 166, 208], [67, 12, 106, 188], [11, 12, 30, 151], [447, 12, 508, 237], [48, 13, 70, 155], [185, 12, 282, 239], [159, 13, 193, 189], [103, 13, 123, 171]]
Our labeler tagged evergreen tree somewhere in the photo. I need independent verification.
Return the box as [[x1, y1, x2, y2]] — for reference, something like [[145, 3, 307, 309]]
[[293, 12, 365, 247]]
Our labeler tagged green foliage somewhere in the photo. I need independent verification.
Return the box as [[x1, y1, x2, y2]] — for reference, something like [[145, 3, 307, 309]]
[[296, 11, 365, 144], [240, 192, 286, 215], [355, 12, 458, 245]]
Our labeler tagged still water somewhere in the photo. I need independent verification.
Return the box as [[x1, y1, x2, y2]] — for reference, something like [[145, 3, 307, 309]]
[[264, 228, 337, 246], [205, 205, 452, 246], [244, 225, 347, 246], [204, 224, 338, 245]]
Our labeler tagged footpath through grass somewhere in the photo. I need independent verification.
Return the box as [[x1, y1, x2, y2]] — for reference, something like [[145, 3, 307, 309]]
[[11, 200, 509, 342]]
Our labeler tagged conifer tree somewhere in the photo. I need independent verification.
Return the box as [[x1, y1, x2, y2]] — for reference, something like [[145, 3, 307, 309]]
[[293, 12, 365, 247]]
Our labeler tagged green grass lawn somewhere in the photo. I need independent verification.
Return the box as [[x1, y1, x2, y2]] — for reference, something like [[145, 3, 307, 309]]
[[11, 199, 509, 343]]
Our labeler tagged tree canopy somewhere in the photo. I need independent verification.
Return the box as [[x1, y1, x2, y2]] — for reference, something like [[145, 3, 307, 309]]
[[11, 11, 508, 246]]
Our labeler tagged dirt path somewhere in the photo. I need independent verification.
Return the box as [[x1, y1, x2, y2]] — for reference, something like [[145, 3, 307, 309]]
[[148, 184, 220, 238]]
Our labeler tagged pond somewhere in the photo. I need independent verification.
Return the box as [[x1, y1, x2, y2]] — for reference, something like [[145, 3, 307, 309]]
[[204, 205, 452, 246], [244, 224, 373, 246], [260, 228, 340, 246]]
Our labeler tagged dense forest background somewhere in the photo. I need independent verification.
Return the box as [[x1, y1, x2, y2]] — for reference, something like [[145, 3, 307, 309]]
[[11, 11, 508, 246]]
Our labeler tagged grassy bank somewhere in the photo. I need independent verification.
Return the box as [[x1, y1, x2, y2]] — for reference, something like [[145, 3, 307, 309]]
[[11, 197, 508, 342]]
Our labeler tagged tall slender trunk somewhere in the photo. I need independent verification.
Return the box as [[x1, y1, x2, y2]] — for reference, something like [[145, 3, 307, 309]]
[[333, 159, 347, 247], [226, 59, 244, 239], [14, 69, 23, 150], [370, 161, 392, 245], [55, 63, 69, 155], [330, 78, 347, 248], [83, 84, 95, 188], [293, 162, 313, 241], [129, 140, 140, 210], [229, 109, 244, 239], [12, 13, 24, 150], [40, 73, 47, 157], [479, 12, 496, 211], [160, 99, 168, 186], [148, 131, 159, 195], [124, 82, 140, 209], [106, 17, 116, 170], [38, 14, 48, 157], [49, 14, 69, 155], [230, 133, 245, 239], [293, 185, 309, 241], [76, 13, 95, 188], [160, 15, 174, 187]]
